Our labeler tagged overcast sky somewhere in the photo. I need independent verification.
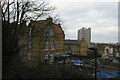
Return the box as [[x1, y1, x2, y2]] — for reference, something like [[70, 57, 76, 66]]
[[48, 0, 118, 43]]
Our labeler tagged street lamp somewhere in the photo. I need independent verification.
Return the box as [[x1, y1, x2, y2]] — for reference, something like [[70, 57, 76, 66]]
[[89, 47, 97, 80]]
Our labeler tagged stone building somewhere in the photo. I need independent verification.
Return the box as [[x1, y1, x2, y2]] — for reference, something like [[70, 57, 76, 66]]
[[64, 38, 88, 56], [26, 17, 65, 65], [112, 44, 120, 57], [97, 43, 120, 60], [97, 43, 109, 58]]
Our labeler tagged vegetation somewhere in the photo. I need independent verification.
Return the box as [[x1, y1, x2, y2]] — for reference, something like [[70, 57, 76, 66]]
[[100, 60, 120, 68], [2, 0, 60, 78], [2, 0, 55, 58], [58, 64, 93, 78]]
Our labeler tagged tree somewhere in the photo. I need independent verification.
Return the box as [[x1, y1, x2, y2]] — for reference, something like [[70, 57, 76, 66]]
[[2, 0, 58, 77], [2, 0, 55, 57]]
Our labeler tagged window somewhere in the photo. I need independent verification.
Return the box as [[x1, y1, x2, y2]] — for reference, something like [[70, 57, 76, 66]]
[[49, 29, 52, 35], [47, 27, 52, 36], [109, 48, 113, 53], [28, 52, 32, 60], [56, 41, 59, 47], [76, 49, 79, 51], [77, 45, 79, 47], [44, 41, 48, 50], [28, 41, 32, 48], [28, 28, 32, 36], [68, 46, 71, 50], [56, 51, 59, 55], [65, 48, 67, 51], [76, 53, 78, 55], [72, 49, 74, 51], [115, 48, 117, 51], [50, 41, 54, 50], [106, 49, 109, 53]]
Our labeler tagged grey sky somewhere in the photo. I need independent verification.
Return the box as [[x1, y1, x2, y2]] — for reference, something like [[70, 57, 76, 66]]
[[49, 0, 118, 43]]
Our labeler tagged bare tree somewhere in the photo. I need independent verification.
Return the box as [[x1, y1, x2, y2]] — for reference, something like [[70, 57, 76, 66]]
[[2, 0, 58, 78], [2, 0, 55, 56]]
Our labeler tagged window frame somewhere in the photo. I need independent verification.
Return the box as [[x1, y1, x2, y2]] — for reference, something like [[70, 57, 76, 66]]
[[50, 41, 54, 50], [44, 41, 48, 50]]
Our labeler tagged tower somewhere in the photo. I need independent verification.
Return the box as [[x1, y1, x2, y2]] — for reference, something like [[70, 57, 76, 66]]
[[78, 27, 91, 47]]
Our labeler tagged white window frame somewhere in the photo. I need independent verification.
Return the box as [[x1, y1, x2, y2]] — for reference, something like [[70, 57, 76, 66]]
[[50, 41, 54, 50], [44, 41, 48, 50]]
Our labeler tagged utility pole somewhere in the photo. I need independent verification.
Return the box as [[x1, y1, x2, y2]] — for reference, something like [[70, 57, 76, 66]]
[[89, 47, 97, 80]]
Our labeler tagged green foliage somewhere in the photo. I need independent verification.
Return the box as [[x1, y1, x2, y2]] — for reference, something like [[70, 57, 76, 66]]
[[100, 60, 120, 68]]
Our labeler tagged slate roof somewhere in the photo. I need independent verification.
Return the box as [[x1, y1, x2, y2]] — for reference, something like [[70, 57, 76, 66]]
[[65, 40, 82, 45], [29, 19, 64, 34]]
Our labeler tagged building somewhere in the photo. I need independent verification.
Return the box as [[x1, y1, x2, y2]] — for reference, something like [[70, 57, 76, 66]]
[[78, 27, 91, 47], [97, 43, 120, 60], [97, 43, 107, 58], [112, 44, 120, 57], [25, 17, 65, 66], [64, 38, 88, 56]]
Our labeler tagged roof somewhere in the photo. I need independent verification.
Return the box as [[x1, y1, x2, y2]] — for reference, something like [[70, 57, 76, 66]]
[[65, 40, 82, 45], [53, 24, 63, 33], [29, 19, 64, 34]]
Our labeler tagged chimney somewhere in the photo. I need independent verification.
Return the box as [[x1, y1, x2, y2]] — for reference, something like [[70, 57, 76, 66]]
[[47, 17, 53, 24], [30, 20, 33, 23], [82, 38, 84, 41], [58, 23, 61, 26]]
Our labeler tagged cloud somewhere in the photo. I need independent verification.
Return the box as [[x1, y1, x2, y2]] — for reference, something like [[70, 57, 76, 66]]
[[49, 1, 118, 43]]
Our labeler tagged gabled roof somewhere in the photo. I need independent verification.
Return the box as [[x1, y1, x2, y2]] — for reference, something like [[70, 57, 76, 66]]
[[65, 40, 82, 45], [53, 24, 64, 34], [29, 19, 64, 34]]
